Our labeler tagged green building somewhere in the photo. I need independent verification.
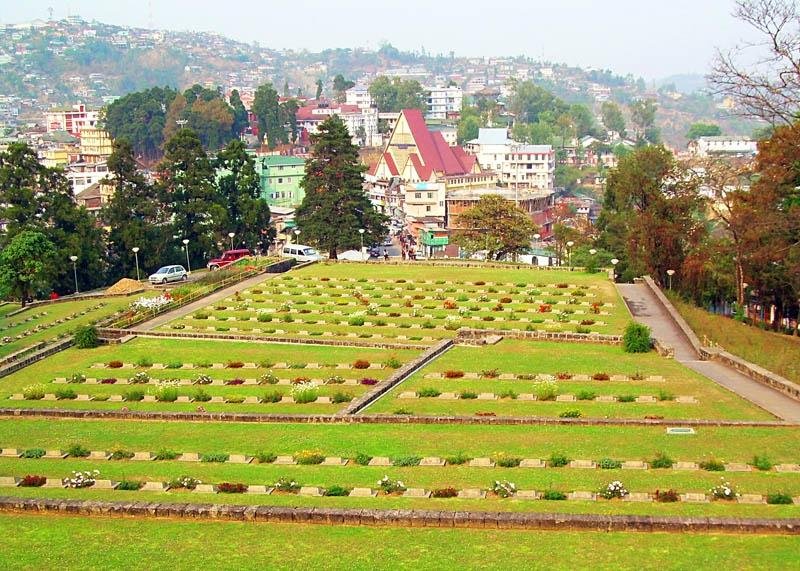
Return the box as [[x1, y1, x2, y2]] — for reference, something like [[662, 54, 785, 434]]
[[254, 155, 306, 207]]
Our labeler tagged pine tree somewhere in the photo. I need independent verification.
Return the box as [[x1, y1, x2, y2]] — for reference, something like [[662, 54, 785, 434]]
[[229, 89, 249, 136], [295, 115, 388, 259]]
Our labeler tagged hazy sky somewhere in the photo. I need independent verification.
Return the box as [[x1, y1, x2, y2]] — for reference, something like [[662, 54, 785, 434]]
[[2, 0, 761, 79]]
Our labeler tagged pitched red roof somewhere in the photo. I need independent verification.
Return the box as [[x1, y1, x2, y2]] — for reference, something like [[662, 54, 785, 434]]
[[451, 146, 477, 172], [383, 152, 399, 176], [408, 153, 432, 180], [400, 109, 472, 177]]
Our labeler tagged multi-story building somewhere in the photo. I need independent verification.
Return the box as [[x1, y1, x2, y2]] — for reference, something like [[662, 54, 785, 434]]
[[44, 103, 99, 136], [345, 84, 373, 110], [424, 85, 462, 119], [254, 154, 306, 207], [66, 161, 110, 194], [688, 136, 758, 158], [446, 186, 555, 233], [465, 128, 555, 191], [295, 100, 380, 147], [78, 126, 113, 162]]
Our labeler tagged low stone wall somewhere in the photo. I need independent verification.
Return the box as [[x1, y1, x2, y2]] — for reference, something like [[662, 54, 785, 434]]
[[0, 337, 74, 379], [0, 497, 797, 534], [0, 408, 793, 428], [641, 276, 703, 356], [653, 339, 675, 358], [341, 339, 454, 415], [456, 328, 622, 345]]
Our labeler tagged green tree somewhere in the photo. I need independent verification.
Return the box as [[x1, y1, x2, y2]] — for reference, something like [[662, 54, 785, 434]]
[[451, 195, 537, 260], [102, 139, 172, 280], [686, 123, 722, 140], [159, 129, 226, 268], [252, 83, 284, 148], [600, 101, 626, 138], [332, 74, 355, 103], [568, 104, 597, 138], [629, 99, 660, 144], [103, 86, 177, 161], [315, 79, 324, 100], [280, 99, 299, 143], [296, 115, 388, 259], [0, 231, 56, 305], [507, 80, 568, 124], [368, 77, 426, 112], [214, 139, 274, 253], [457, 107, 482, 144], [229, 89, 249, 136]]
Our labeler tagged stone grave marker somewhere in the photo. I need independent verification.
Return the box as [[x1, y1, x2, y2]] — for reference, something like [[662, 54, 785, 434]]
[[468, 457, 495, 468], [8, 394, 23, 401], [518, 393, 535, 401], [274, 455, 296, 465], [349, 487, 376, 497], [178, 453, 199, 462], [775, 464, 800, 473], [681, 493, 708, 503], [246, 485, 271, 495], [142, 395, 156, 403], [88, 451, 110, 460], [635, 395, 657, 403], [42, 394, 57, 401], [738, 494, 765, 504], [75, 394, 91, 401], [0, 477, 18, 487], [676, 396, 698, 404], [209, 396, 225, 403], [93, 479, 118, 490], [419, 457, 445, 467], [132, 452, 152, 461], [300, 486, 324, 497], [610, 375, 628, 381], [140, 481, 165, 491], [44, 450, 67, 459], [398, 392, 418, 399], [43, 478, 65, 488], [595, 395, 617, 403], [53, 378, 66, 384], [280, 396, 294, 404], [573, 375, 590, 381], [622, 461, 647, 470], [674, 462, 698, 470], [568, 491, 596, 501], [477, 393, 497, 400], [316, 396, 332, 404], [403, 488, 430, 498], [368, 457, 392, 466], [457, 488, 486, 499], [569, 460, 596, 469], [243, 396, 259, 404], [438, 392, 458, 400], [193, 484, 216, 493], [321, 457, 348, 466], [624, 493, 652, 502], [725, 463, 752, 472], [227, 455, 253, 464], [516, 490, 539, 500], [176, 396, 191, 403], [647, 375, 664, 382], [211, 363, 225, 369], [555, 395, 576, 402], [520, 459, 545, 468], [0, 449, 20, 458], [276, 379, 291, 385]]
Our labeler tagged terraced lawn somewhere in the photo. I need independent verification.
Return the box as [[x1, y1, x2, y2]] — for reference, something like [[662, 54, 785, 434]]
[[367, 339, 772, 420], [3, 514, 799, 570]]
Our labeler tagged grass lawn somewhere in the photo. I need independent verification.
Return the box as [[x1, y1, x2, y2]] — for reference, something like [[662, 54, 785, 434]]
[[670, 295, 800, 386], [0, 296, 142, 359], [3, 514, 799, 570], [1, 419, 797, 464], [366, 340, 772, 420]]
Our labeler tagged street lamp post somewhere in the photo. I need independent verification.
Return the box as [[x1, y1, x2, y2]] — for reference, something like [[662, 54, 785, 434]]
[[358, 228, 365, 261], [566, 240, 574, 271], [666, 269, 675, 291], [228, 232, 235, 251], [69, 256, 79, 294], [132, 247, 140, 281], [182, 239, 191, 275], [610, 258, 619, 282], [294, 229, 300, 245]]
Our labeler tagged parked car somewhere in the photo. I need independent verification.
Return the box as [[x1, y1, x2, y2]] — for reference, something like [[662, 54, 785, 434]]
[[338, 250, 368, 261], [148, 265, 188, 284], [282, 244, 322, 262], [207, 249, 251, 271]]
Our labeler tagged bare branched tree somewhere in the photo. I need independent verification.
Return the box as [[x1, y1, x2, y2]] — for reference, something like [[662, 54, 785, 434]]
[[709, 0, 800, 125]]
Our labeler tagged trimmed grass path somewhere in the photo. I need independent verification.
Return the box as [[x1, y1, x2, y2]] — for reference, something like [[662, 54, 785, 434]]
[[618, 283, 800, 422]]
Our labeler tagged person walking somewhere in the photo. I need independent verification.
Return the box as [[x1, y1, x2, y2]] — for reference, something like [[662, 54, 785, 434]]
[[383, 249, 389, 261]]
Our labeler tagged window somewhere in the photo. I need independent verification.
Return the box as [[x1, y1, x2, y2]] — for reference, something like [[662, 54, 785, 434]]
[[278, 178, 283, 183], [415, 193, 421, 199], [427, 192, 432, 199], [426, 205, 431, 212]]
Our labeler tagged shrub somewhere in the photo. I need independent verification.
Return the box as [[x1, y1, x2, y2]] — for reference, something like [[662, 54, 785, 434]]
[[548, 453, 570, 467], [295, 450, 325, 465], [55, 387, 77, 400], [432, 487, 458, 498], [443, 370, 464, 378], [354, 452, 372, 466], [617, 395, 636, 403], [110, 449, 134, 461], [657, 389, 675, 401], [63, 470, 98, 488], [623, 322, 652, 353], [559, 410, 582, 418], [580, 319, 595, 326], [291, 381, 319, 404], [384, 356, 402, 369], [348, 316, 365, 326], [393, 408, 413, 415], [325, 485, 351, 497], [575, 390, 596, 401], [710, 478, 739, 500], [498, 389, 518, 400], [492, 453, 522, 468], [598, 458, 623, 469], [193, 312, 210, 320], [654, 489, 680, 502], [128, 372, 150, 384], [226, 378, 245, 385], [491, 480, 516, 498], [262, 391, 283, 403], [197, 359, 213, 368], [100, 378, 117, 384], [542, 490, 567, 500], [360, 378, 378, 386], [392, 455, 421, 467], [256, 452, 277, 464], [445, 452, 472, 465], [226, 395, 245, 404], [459, 390, 478, 399], [165, 360, 183, 369], [556, 372, 573, 380], [154, 449, 180, 461], [193, 374, 213, 385], [168, 476, 201, 490], [92, 394, 110, 401], [331, 392, 353, 404], [123, 389, 145, 402], [74, 325, 99, 349], [480, 368, 499, 379], [650, 453, 674, 469], [599, 480, 629, 499], [592, 372, 610, 381], [324, 375, 345, 385], [258, 372, 279, 385], [752, 455, 773, 471], [107, 360, 124, 369], [417, 387, 441, 398], [274, 477, 300, 493], [218, 482, 248, 493], [767, 492, 793, 505], [67, 372, 87, 384], [481, 315, 495, 322], [21, 448, 46, 459], [377, 475, 406, 494], [353, 359, 370, 369], [534, 380, 558, 401], [19, 475, 46, 487], [538, 304, 552, 313], [155, 387, 178, 402], [257, 313, 272, 322], [575, 326, 591, 334], [226, 361, 244, 369], [117, 480, 143, 491], [22, 385, 45, 400], [700, 459, 725, 472]]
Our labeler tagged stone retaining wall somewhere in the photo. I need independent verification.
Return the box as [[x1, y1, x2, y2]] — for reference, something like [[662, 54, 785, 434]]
[[456, 329, 622, 345], [341, 339, 454, 415], [0, 338, 74, 380], [0, 408, 793, 428], [0, 497, 797, 534], [641, 276, 704, 356]]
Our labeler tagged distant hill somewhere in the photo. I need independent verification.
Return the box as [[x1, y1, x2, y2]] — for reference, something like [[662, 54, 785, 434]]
[[656, 74, 709, 94]]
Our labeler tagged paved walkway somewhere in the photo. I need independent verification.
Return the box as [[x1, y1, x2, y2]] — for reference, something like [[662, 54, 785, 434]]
[[138, 272, 274, 331], [617, 283, 800, 422]]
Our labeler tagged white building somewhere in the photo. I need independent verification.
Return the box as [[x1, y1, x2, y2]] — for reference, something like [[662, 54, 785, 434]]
[[345, 84, 374, 110], [688, 136, 758, 158], [465, 128, 555, 191], [44, 103, 99, 136], [296, 101, 381, 147], [425, 85, 463, 119], [66, 161, 110, 195]]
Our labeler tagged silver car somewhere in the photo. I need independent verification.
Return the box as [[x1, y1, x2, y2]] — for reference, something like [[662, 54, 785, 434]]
[[148, 265, 188, 284]]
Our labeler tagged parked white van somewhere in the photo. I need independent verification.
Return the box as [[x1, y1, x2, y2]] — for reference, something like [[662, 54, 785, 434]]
[[282, 244, 322, 262]]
